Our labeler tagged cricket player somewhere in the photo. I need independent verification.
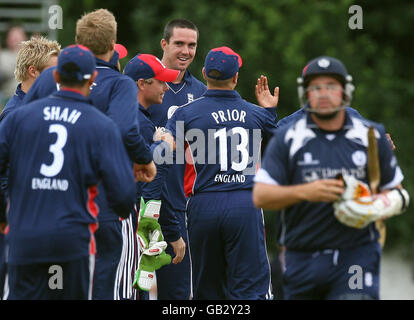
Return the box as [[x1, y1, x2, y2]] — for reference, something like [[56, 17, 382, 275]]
[[253, 56, 409, 299], [0, 36, 61, 299], [123, 53, 180, 296], [22, 9, 156, 300], [166, 46, 276, 299], [0, 45, 136, 299], [149, 19, 207, 300]]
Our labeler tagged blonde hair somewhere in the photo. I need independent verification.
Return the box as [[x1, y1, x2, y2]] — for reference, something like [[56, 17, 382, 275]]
[[14, 36, 61, 82], [75, 9, 117, 55]]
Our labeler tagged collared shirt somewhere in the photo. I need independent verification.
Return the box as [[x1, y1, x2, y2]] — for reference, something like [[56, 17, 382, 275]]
[[147, 69, 206, 129], [255, 109, 404, 251], [136, 104, 170, 202]]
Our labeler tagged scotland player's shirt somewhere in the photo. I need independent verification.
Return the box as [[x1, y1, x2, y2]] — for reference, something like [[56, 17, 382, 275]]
[[255, 110, 404, 251], [0, 90, 136, 264], [166, 89, 277, 195]]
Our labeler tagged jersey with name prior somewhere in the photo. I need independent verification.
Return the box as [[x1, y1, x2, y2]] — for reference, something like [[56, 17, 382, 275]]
[[148, 70, 206, 212], [255, 110, 404, 251], [166, 89, 277, 195], [0, 90, 136, 264]]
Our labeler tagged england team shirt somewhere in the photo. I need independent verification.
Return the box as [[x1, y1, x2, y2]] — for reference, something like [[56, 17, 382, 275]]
[[22, 54, 153, 222], [136, 105, 170, 202], [148, 70, 206, 212], [255, 110, 404, 251], [0, 90, 136, 264], [166, 89, 277, 195]]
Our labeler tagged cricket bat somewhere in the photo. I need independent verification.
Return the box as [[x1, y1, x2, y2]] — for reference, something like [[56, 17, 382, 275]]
[[367, 126, 386, 247]]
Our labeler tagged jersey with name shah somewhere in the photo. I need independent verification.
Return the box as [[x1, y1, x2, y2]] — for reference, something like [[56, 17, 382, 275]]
[[0, 90, 136, 264]]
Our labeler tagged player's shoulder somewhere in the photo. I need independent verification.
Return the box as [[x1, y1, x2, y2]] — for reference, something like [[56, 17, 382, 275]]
[[347, 109, 385, 133], [167, 96, 206, 120], [36, 65, 56, 85], [1, 96, 21, 121], [276, 107, 306, 130]]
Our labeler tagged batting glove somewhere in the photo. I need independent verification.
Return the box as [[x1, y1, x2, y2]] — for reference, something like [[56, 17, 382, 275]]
[[334, 188, 410, 229], [338, 174, 372, 200]]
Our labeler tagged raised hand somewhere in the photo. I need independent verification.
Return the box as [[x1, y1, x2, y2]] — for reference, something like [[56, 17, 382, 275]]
[[255, 75, 279, 108]]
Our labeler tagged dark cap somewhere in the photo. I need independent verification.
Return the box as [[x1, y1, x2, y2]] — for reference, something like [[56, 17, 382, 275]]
[[204, 46, 242, 80], [57, 45, 95, 81]]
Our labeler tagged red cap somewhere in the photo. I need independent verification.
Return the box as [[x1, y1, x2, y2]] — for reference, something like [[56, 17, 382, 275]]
[[124, 53, 180, 82], [115, 43, 128, 59]]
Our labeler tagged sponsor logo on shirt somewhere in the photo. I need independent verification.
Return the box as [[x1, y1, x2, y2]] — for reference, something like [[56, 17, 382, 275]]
[[297, 152, 320, 166]]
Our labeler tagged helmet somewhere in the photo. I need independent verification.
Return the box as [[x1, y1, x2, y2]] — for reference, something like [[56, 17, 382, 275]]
[[297, 56, 354, 107]]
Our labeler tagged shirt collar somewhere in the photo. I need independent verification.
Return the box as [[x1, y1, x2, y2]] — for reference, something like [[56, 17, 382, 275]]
[[168, 69, 193, 87], [15, 83, 26, 100], [139, 104, 150, 118], [95, 53, 119, 71], [305, 104, 353, 131], [51, 89, 91, 103], [203, 89, 241, 99]]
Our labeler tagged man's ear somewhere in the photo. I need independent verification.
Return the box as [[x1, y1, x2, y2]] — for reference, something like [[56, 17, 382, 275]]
[[232, 72, 238, 85], [202, 67, 207, 81], [89, 70, 98, 86], [136, 78, 146, 91], [28, 65, 38, 79], [160, 38, 167, 51]]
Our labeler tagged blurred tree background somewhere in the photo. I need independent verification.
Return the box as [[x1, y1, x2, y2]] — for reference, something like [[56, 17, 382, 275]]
[[2, 0, 414, 255]]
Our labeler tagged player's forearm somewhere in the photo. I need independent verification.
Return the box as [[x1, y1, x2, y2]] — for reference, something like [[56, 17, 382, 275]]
[[253, 182, 308, 210]]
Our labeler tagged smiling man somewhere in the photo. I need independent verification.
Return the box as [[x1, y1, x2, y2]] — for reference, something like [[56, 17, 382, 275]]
[[147, 19, 207, 300]]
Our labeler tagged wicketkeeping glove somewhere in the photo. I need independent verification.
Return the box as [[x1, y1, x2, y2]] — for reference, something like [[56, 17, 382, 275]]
[[133, 252, 172, 291], [137, 197, 167, 253], [134, 197, 172, 291]]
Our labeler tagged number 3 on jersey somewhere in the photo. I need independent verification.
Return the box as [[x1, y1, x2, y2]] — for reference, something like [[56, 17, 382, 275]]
[[40, 124, 67, 177], [214, 127, 249, 172]]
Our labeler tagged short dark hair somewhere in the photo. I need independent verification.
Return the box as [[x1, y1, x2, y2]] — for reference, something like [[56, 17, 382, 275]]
[[58, 62, 89, 87], [163, 19, 199, 43], [207, 69, 222, 79]]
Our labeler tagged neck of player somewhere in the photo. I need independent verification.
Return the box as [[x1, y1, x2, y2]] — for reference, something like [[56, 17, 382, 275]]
[[310, 109, 346, 131]]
